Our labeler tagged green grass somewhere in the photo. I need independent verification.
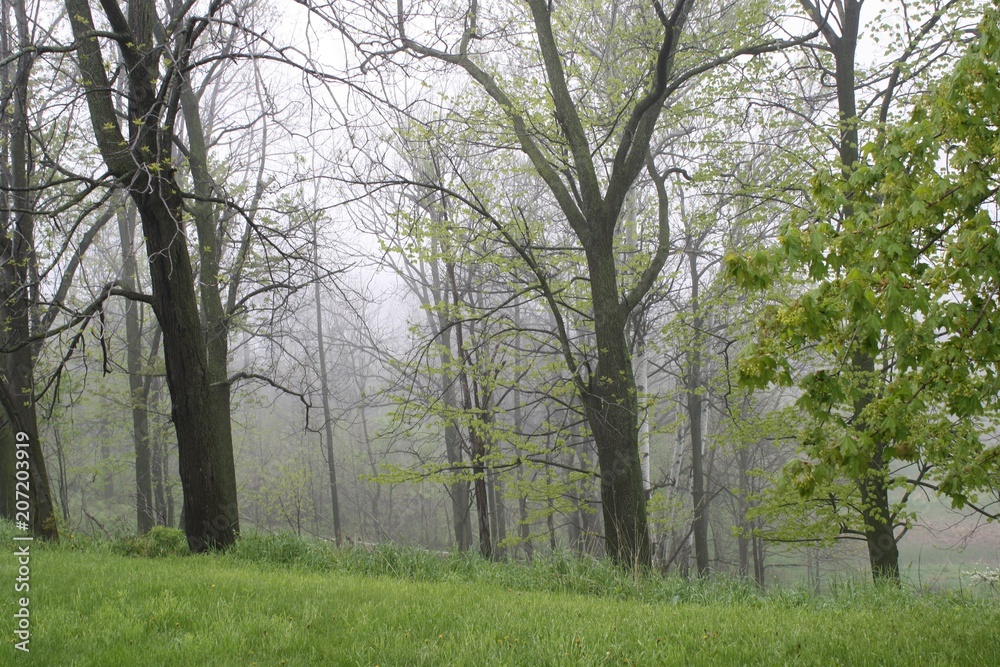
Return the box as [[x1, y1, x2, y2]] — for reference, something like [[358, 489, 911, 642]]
[[1, 525, 999, 665]]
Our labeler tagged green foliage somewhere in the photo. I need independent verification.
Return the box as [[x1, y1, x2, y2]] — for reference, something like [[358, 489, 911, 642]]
[[728, 8, 1000, 515]]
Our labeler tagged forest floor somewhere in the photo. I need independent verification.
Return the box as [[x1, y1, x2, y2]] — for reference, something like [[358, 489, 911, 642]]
[[1, 527, 999, 666]]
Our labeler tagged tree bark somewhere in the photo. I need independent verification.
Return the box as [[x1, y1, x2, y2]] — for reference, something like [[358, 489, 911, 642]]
[[582, 228, 651, 567], [66, 0, 239, 550], [313, 231, 343, 546], [814, 0, 901, 583], [178, 76, 240, 535], [487, 462, 506, 559], [0, 0, 57, 538], [686, 248, 710, 576], [118, 207, 155, 535], [452, 299, 493, 560], [439, 325, 473, 551], [512, 314, 533, 561], [0, 423, 14, 520]]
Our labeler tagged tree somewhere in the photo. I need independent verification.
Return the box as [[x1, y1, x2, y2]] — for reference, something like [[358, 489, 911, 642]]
[[116, 203, 156, 534], [728, 0, 997, 581], [0, 0, 58, 538], [65, 0, 239, 550], [0, 0, 120, 538], [312, 221, 344, 546], [309, 0, 817, 567]]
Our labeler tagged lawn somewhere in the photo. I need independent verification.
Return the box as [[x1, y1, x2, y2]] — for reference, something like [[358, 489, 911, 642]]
[[1, 532, 998, 666]]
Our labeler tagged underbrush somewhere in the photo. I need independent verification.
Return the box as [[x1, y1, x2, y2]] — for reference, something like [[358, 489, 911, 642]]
[[17, 520, 996, 608]]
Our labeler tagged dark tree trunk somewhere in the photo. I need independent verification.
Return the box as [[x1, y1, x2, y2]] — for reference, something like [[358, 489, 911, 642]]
[[582, 232, 651, 567], [853, 358, 901, 584], [831, 0, 900, 584], [138, 187, 239, 550], [859, 439, 900, 581], [753, 531, 766, 587], [66, 0, 239, 551], [428, 252, 472, 551], [487, 463, 506, 559], [0, 0, 57, 538], [148, 362, 168, 526], [473, 451, 493, 560], [439, 330, 472, 551], [179, 77, 240, 544], [512, 347, 533, 561], [547, 500, 557, 552], [687, 328, 709, 574]]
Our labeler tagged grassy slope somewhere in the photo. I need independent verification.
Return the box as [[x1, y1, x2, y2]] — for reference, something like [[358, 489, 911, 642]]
[[1, 542, 999, 667]]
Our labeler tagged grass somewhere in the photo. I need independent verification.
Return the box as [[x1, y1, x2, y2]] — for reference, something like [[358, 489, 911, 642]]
[[1, 523, 999, 665]]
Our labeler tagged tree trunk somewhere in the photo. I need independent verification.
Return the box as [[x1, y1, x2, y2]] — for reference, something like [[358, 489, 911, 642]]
[[487, 463, 506, 559], [428, 252, 472, 551], [582, 233, 651, 567], [512, 312, 533, 561], [753, 530, 766, 587], [686, 249, 710, 576], [439, 327, 472, 551], [832, 0, 900, 583], [118, 207, 155, 535], [146, 353, 168, 526], [313, 230, 343, 546], [66, 0, 239, 551], [0, 0, 57, 538], [473, 447, 493, 560], [179, 73, 240, 545], [141, 188, 239, 551], [859, 442, 900, 581]]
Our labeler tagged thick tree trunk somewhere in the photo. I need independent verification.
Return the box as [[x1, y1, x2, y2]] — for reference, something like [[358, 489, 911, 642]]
[[487, 463, 506, 558], [0, 376, 57, 538], [472, 449, 493, 560], [583, 234, 651, 567], [179, 77, 241, 546], [139, 187, 240, 550], [859, 456, 900, 582], [67, 0, 239, 551]]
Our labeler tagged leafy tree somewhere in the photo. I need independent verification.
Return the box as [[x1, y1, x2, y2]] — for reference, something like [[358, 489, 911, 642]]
[[728, 3, 1000, 580], [309, 0, 818, 567]]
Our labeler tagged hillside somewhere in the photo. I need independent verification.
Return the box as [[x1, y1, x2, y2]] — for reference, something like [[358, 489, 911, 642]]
[[2, 534, 999, 666]]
